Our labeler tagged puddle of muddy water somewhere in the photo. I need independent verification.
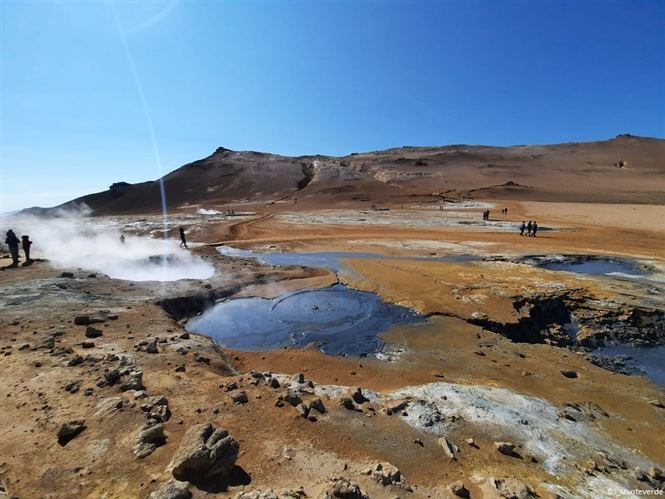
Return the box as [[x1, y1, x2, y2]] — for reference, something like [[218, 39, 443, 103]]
[[595, 345, 665, 387], [217, 246, 475, 272], [186, 284, 423, 356], [540, 258, 647, 277]]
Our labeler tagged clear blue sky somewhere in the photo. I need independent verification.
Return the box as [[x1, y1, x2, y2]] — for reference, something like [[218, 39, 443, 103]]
[[1, 0, 664, 212]]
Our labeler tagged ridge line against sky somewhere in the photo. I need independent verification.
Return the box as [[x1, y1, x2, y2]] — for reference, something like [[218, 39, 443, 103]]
[[1, 0, 664, 212]]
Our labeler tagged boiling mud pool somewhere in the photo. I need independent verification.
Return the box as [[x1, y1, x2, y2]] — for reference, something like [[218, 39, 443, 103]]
[[539, 257, 648, 278], [186, 284, 423, 355], [596, 345, 665, 387]]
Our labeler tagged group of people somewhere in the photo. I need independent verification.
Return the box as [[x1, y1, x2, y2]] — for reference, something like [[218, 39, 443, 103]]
[[4, 230, 32, 268], [519, 220, 538, 237]]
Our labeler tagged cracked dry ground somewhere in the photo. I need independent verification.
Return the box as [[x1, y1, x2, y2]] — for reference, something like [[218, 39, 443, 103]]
[[1, 202, 665, 499]]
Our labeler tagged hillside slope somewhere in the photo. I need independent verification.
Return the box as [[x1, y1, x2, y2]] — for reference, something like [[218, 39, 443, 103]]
[[22, 135, 665, 215]]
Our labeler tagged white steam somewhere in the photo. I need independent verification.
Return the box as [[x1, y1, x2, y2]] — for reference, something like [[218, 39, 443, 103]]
[[6, 211, 214, 281], [196, 208, 221, 215]]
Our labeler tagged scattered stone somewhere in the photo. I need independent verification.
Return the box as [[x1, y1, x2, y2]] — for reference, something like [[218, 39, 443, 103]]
[[149, 480, 191, 499], [18, 343, 30, 351], [439, 437, 458, 460], [465, 437, 477, 447], [633, 467, 648, 482], [649, 466, 663, 480], [175, 365, 186, 373], [143, 396, 171, 423], [649, 399, 665, 409], [351, 387, 368, 404], [560, 370, 578, 379], [57, 420, 87, 446], [284, 390, 302, 407], [231, 390, 248, 404], [339, 397, 358, 411], [322, 476, 369, 499], [369, 462, 412, 491], [292, 373, 305, 384], [557, 411, 576, 421], [168, 423, 239, 484], [120, 370, 144, 392], [64, 380, 81, 394], [382, 399, 409, 415], [84, 388, 94, 396], [310, 398, 326, 414], [81, 341, 95, 349], [146, 339, 159, 354], [179, 333, 190, 340], [105, 369, 121, 386], [490, 477, 536, 498], [67, 355, 84, 367], [60, 272, 74, 278], [449, 480, 470, 498], [85, 326, 103, 339], [133, 423, 167, 458], [194, 354, 210, 364], [295, 403, 309, 418], [235, 490, 278, 499], [269, 378, 280, 389], [494, 442, 517, 456]]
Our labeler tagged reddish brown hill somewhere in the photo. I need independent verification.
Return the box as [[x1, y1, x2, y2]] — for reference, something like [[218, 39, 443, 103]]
[[22, 135, 665, 215]]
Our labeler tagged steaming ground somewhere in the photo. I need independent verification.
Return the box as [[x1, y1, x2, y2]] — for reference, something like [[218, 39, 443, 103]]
[[6, 213, 214, 281], [1, 200, 664, 498]]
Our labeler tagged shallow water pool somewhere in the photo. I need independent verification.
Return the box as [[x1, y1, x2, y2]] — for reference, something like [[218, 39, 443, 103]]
[[595, 345, 665, 387], [186, 284, 423, 355]]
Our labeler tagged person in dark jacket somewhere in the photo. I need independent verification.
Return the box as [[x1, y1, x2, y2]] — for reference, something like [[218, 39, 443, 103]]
[[21, 235, 32, 264], [532, 221, 538, 237], [179, 227, 188, 248], [519, 221, 526, 236], [5, 229, 20, 267]]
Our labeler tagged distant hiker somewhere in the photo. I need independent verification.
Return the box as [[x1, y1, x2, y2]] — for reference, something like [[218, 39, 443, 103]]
[[179, 227, 188, 248], [532, 221, 538, 237], [482, 210, 490, 220], [21, 235, 32, 264], [5, 229, 20, 267], [526, 221, 533, 237], [119, 234, 125, 245], [519, 221, 526, 236], [505, 207, 508, 215]]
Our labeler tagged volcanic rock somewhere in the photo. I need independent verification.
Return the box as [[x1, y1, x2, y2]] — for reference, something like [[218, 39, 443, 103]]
[[168, 423, 239, 484], [322, 476, 369, 499], [490, 477, 536, 498], [85, 326, 103, 339], [57, 420, 87, 446], [231, 390, 248, 404], [133, 423, 167, 458], [149, 480, 192, 499], [449, 480, 470, 498]]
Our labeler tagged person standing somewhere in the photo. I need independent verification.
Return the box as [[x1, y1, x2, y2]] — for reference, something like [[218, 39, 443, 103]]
[[532, 221, 538, 237], [21, 235, 32, 264], [5, 229, 20, 267], [526, 221, 533, 237], [519, 221, 526, 236], [179, 227, 188, 248]]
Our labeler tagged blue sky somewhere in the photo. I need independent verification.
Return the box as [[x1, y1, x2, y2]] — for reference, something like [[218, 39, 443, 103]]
[[1, 1, 664, 212]]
